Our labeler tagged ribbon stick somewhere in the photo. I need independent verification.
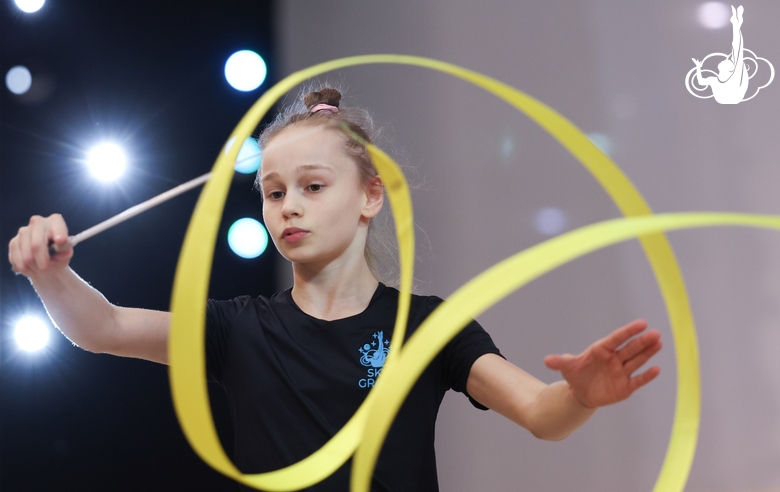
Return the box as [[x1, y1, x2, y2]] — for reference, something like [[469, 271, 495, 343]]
[[46, 149, 263, 256], [49, 172, 212, 256], [166, 54, 771, 492]]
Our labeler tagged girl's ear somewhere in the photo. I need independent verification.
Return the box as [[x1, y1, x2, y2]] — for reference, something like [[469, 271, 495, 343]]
[[362, 176, 384, 219]]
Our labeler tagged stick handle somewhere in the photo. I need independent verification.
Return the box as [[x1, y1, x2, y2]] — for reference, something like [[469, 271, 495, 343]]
[[48, 172, 212, 257], [48, 238, 74, 257]]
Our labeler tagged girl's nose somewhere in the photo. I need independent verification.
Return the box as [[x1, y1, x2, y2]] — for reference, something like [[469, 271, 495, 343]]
[[281, 194, 303, 218]]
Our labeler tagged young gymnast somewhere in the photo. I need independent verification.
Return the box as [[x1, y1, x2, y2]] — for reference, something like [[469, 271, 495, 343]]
[[8, 87, 663, 491]]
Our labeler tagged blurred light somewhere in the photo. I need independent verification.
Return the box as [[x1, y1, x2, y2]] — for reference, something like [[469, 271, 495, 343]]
[[224, 137, 237, 154], [534, 207, 568, 235], [14, 0, 44, 13], [224, 136, 263, 173], [5, 66, 32, 95], [235, 138, 262, 174], [224, 50, 267, 92], [587, 132, 614, 156], [228, 218, 268, 258], [500, 135, 516, 159], [87, 143, 127, 182], [698, 2, 730, 29], [14, 316, 50, 352]]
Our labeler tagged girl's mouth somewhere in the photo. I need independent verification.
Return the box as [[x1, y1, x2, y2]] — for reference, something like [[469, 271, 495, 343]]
[[282, 228, 308, 243]]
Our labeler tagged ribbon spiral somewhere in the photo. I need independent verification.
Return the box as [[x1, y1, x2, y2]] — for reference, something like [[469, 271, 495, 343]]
[[169, 54, 780, 491]]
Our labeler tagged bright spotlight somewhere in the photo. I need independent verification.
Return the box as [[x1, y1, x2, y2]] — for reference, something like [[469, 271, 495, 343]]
[[697, 2, 730, 29], [228, 218, 268, 259], [5, 66, 32, 95], [235, 138, 262, 174], [14, 0, 45, 13], [87, 143, 127, 182], [534, 207, 568, 236], [224, 136, 262, 173], [224, 50, 267, 92], [14, 316, 50, 352]]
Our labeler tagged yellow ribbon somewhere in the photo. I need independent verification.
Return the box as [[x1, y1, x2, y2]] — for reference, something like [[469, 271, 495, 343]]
[[168, 54, 775, 491]]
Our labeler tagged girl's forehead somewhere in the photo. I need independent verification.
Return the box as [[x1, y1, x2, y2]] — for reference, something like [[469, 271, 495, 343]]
[[265, 125, 343, 158], [261, 125, 352, 175]]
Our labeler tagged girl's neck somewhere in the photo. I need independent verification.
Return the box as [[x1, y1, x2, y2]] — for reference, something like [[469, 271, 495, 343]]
[[290, 258, 379, 321]]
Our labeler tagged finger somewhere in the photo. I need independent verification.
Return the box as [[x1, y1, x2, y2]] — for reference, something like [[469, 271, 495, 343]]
[[624, 340, 663, 374], [617, 328, 661, 363], [544, 353, 574, 371], [9, 235, 23, 274], [48, 214, 69, 246], [18, 226, 34, 274], [598, 319, 648, 351], [47, 214, 73, 259], [29, 216, 49, 270], [628, 365, 661, 393]]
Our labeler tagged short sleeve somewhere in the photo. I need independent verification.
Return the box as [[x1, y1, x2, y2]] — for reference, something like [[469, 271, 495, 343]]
[[206, 296, 252, 383], [428, 296, 504, 410]]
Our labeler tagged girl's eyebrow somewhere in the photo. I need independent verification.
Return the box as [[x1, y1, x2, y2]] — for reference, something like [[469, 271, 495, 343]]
[[260, 164, 334, 183]]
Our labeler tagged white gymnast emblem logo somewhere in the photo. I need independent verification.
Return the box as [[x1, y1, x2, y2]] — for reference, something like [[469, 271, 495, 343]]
[[685, 5, 774, 104]]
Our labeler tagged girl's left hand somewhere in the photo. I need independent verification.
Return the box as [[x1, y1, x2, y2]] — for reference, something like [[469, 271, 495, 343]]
[[543, 320, 663, 409]]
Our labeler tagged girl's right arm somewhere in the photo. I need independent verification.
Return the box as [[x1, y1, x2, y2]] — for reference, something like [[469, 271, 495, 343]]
[[8, 214, 170, 365]]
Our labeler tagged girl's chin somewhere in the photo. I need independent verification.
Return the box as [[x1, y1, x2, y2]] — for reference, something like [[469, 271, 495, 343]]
[[283, 251, 321, 265], [286, 253, 346, 270]]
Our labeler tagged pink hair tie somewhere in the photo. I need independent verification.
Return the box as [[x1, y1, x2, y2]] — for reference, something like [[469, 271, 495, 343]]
[[310, 103, 339, 114]]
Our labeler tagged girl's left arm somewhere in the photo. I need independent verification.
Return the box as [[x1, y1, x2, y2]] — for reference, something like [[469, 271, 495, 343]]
[[466, 319, 662, 441]]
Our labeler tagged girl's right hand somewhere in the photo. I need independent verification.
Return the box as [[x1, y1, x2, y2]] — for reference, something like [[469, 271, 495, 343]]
[[8, 214, 74, 279]]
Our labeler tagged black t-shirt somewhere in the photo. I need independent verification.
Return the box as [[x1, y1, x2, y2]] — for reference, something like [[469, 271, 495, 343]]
[[206, 283, 501, 491]]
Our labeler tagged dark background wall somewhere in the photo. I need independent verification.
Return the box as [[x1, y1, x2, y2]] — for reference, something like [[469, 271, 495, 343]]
[[1, 1, 278, 490]]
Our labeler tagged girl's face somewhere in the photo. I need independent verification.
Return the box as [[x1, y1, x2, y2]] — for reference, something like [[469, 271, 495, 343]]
[[259, 125, 382, 268]]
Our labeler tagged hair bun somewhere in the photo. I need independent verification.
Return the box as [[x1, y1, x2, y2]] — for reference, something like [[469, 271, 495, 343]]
[[304, 88, 342, 110]]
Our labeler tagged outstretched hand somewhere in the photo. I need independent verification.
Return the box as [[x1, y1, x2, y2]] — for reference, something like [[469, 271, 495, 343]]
[[544, 320, 662, 409]]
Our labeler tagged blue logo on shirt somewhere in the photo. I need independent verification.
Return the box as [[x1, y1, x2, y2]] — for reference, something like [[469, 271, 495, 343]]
[[359, 331, 390, 368], [358, 331, 391, 388]]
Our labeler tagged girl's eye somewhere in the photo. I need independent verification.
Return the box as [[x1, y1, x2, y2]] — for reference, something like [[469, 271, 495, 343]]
[[307, 184, 324, 192], [268, 191, 284, 200]]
